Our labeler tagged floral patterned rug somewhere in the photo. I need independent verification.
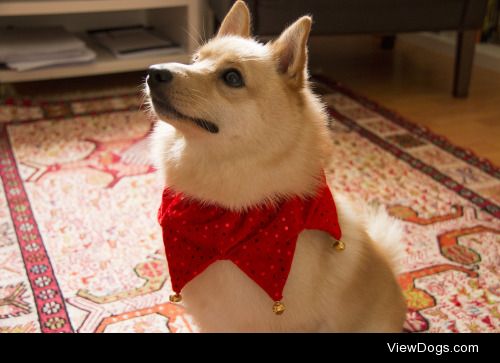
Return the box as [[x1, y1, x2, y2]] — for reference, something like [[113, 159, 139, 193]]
[[0, 77, 498, 333]]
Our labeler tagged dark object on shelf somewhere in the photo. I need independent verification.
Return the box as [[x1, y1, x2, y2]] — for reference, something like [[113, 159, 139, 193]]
[[88, 25, 182, 59], [209, 0, 489, 98]]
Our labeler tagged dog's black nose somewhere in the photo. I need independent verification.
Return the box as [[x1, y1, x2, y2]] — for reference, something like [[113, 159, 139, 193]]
[[147, 67, 173, 85]]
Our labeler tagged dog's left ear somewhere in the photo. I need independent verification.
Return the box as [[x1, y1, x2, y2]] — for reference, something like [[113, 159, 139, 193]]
[[271, 16, 312, 88], [217, 0, 251, 38]]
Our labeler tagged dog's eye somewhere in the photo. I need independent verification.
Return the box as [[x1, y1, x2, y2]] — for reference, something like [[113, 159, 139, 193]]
[[222, 69, 244, 88]]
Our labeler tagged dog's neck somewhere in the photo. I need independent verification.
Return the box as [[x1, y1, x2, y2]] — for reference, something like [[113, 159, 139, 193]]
[[151, 95, 331, 211]]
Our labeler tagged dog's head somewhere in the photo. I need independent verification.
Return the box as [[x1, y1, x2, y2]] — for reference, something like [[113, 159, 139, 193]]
[[146, 1, 320, 152], [147, 1, 331, 208]]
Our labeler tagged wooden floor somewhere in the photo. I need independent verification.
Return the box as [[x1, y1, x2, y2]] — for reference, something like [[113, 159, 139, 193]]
[[7, 35, 500, 165], [309, 35, 500, 165]]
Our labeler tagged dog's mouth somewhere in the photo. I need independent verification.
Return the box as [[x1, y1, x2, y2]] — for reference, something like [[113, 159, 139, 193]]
[[151, 96, 219, 134]]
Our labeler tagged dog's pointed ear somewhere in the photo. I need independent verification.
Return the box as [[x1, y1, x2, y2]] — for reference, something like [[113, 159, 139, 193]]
[[271, 16, 312, 87], [217, 0, 251, 38]]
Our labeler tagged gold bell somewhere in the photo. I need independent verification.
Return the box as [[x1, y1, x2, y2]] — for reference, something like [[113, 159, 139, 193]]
[[273, 301, 286, 315], [332, 239, 345, 252], [169, 293, 182, 303]]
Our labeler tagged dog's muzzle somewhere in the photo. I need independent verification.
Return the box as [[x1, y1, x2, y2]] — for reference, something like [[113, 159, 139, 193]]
[[146, 66, 219, 134]]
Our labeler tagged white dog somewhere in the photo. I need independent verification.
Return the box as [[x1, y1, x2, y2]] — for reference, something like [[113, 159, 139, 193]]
[[147, 1, 407, 332]]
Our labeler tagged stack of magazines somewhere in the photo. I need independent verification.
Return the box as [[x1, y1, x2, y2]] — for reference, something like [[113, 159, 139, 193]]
[[0, 26, 96, 71], [89, 26, 182, 59]]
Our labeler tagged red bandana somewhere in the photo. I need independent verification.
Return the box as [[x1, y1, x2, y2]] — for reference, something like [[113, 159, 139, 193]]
[[158, 174, 341, 302]]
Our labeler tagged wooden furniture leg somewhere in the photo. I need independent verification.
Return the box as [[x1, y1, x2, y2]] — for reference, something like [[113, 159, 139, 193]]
[[453, 29, 477, 98]]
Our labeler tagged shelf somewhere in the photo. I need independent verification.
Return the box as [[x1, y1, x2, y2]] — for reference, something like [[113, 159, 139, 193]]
[[0, 0, 204, 82], [0, 0, 189, 16], [0, 36, 190, 82]]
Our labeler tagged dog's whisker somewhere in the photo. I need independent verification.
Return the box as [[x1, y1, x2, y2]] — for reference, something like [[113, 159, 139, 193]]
[[201, 16, 207, 45], [193, 19, 209, 46], [183, 27, 202, 48], [186, 92, 208, 103]]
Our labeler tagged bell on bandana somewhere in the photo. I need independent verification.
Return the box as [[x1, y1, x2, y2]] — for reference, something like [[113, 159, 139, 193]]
[[169, 293, 182, 303], [332, 239, 345, 252], [273, 301, 286, 315]]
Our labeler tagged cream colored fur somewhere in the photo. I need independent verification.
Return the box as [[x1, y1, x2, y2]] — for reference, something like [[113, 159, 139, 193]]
[[148, 0, 406, 332]]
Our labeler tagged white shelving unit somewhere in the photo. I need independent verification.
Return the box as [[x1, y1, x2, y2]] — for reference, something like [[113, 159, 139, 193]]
[[0, 0, 204, 83]]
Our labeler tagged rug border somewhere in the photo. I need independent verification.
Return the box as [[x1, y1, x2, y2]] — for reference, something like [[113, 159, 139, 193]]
[[313, 75, 500, 177], [0, 91, 140, 106], [0, 125, 74, 333], [1, 91, 146, 126], [327, 106, 500, 218]]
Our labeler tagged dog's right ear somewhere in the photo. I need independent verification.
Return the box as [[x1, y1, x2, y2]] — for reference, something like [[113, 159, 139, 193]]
[[217, 0, 251, 38], [271, 16, 312, 88]]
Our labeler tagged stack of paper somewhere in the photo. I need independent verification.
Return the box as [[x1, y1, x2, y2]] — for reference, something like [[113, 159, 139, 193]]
[[89, 26, 182, 59], [0, 26, 96, 71]]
